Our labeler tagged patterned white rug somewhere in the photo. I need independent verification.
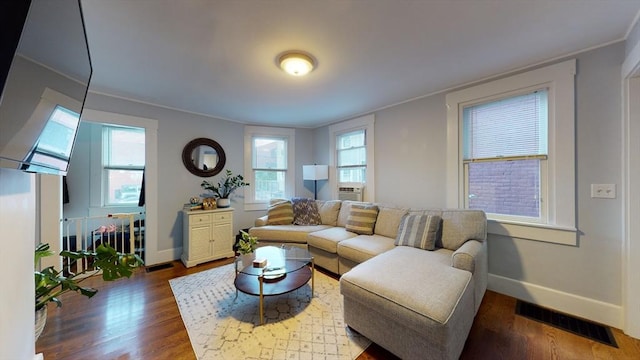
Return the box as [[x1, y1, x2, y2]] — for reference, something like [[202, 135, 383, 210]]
[[169, 264, 371, 360]]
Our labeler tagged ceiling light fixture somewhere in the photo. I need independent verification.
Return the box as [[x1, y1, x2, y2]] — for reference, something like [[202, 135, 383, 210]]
[[278, 52, 315, 76]]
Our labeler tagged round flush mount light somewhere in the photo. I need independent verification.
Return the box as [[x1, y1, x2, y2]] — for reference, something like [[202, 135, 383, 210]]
[[278, 52, 315, 76]]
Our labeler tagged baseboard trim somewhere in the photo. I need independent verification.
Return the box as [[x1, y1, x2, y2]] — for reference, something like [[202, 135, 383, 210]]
[[147, 247, 182, 266], [488, 273, 622, 328]]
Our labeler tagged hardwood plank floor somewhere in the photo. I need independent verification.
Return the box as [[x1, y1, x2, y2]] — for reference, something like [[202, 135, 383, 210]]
[[36, 259, 640, 359]]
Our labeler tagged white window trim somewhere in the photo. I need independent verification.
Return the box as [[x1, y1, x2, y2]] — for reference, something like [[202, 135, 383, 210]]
[[446, 59, 577, 245], [244, 126, 295, 211], [329, 114, 375, 202]]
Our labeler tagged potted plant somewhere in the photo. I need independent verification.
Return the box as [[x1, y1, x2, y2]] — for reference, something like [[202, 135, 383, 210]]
[[237, 230, 259, 267], [200, 169, 250, 207], [34, 243, 144, 339]]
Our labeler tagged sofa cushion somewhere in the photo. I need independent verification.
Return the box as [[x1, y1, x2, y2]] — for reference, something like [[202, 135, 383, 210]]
[[291, 197, 322, 225], [340, 246, 473, 327], [266, 200, 294, 225], [395, 214, 441, 250], [374, 206, 409, 238], [345, 204, 379, 235], [308, 227, 358, 254], [337, 235, 396, 264], [316, 200, 342, 226], [248, 224, 331, 243], [441, 210, 487, 250]]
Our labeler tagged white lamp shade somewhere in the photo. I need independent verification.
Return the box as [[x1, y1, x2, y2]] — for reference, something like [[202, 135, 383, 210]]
[[303, 165, 328, 180]]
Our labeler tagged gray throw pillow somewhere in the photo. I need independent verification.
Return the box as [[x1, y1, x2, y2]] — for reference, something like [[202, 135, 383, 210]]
[[291, 197, 322, 225], [395, 214, 441, 250]]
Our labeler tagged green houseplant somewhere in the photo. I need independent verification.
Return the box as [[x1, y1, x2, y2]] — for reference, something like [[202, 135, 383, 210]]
[[237, 230, 258, 255], [34, 243, 144, 339], [237, 230, 259, 267], [200, 169, 249, 207]]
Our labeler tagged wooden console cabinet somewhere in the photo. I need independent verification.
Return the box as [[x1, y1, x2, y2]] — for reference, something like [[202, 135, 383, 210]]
[[181, 208, 235, 267]]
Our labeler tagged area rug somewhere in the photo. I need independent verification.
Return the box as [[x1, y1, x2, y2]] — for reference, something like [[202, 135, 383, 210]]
[[169, 264, 371, 360]]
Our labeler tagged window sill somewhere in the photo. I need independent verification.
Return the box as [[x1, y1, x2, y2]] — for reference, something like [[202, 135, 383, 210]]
[[487, 219, 577, 246], [244, 202, 269, 211]]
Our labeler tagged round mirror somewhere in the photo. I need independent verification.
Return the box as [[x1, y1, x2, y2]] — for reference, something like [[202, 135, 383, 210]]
[[182, 138, 226, 177]]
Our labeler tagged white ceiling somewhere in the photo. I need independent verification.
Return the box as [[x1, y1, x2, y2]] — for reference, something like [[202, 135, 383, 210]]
[[81, 0, 640, 128]]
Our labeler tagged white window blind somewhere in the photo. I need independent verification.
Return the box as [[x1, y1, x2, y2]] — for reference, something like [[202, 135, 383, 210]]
[[463, 89, 548, 161]]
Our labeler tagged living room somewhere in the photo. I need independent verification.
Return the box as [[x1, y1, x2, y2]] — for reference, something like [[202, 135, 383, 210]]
[[2, 1, 640, 359]]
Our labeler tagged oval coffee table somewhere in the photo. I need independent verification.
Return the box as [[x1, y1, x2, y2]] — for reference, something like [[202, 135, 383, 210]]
[[234, 245, 314, 325]]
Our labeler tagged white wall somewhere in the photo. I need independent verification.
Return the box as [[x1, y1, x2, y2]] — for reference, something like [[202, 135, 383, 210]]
[[0, 169, 36, 359], [313, 42, 627, 327]]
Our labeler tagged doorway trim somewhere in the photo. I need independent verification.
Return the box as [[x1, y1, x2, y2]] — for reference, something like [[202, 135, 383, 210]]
[[622, 38, 640, 338], [81, 109, 160, 265]]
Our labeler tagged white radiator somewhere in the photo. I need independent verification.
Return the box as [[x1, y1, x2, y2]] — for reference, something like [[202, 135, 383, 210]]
[[338, 185, 363, 201]]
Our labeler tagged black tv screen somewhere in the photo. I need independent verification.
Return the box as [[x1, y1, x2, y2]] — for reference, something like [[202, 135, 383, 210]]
[[0, 0, 92, 176]]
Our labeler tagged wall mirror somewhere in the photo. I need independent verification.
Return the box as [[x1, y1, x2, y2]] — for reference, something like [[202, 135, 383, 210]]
[[182, 138, 226, 177]]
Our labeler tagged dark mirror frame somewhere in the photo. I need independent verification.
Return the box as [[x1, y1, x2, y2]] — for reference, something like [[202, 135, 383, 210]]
[[182, 138, 226, 177]]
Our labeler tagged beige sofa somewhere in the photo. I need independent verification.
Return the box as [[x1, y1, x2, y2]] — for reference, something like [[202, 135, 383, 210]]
[[249, 199, 487, 360]]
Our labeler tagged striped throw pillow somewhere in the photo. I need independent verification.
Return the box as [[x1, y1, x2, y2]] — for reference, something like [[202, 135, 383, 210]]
[[395, 214, 441, 250], [345, 204, 379, 235], [267, 201, 294, 225]]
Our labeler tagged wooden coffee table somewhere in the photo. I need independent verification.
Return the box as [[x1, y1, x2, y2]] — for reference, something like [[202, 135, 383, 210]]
[[234, 245, 314, 325]]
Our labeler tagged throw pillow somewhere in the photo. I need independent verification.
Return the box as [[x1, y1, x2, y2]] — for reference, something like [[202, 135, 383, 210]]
[[291, 197, 322, 225], [267, 200, 294, 225], [395, 214, 441, 250], [316, 200, 342, 226], [345, 204, 379, 235]]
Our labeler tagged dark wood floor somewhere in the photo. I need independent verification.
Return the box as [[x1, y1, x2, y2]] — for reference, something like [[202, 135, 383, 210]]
[[36, 258, 640, 359]]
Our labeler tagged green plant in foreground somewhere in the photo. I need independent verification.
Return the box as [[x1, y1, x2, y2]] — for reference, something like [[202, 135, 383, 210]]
[[237, 231, 259, 255], [35, 243, 144, 311]]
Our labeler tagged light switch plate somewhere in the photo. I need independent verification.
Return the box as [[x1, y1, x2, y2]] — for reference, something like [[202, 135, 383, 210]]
[[591, 184, 616, 199]]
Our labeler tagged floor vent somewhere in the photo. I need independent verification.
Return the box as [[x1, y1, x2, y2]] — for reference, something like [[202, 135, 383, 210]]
[[515, 300, 618, 348], [145, 263, 174, 273]]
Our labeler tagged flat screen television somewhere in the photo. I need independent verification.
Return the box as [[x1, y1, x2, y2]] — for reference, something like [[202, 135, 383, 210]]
[[0, 0, 92, 175]]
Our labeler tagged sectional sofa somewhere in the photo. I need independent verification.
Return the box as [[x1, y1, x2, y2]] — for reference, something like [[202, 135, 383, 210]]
[[249, 199, 487, 360]]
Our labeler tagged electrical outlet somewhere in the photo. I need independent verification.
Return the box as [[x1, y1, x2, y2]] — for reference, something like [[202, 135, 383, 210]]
[[591, 184, 616, 199]]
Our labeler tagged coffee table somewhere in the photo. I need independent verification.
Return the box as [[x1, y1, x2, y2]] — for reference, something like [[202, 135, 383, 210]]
[[234, 245, 314, 325]]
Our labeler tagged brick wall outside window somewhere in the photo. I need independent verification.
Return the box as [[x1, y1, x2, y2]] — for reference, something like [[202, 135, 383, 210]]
[[467, 159, 539, 217]]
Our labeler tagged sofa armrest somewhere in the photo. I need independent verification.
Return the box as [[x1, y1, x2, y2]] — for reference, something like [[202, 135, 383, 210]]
[[255, 215, 268, 227], [451, 239, 483, 273]]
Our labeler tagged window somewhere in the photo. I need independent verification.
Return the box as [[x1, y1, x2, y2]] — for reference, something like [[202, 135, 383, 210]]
[[446, 59, 576, 245], [253, 137, 287, 201], [337, 130, 366, 183], [23, 105, 80, 174], [244, 126, 295, 210], [329, 114, 375, 201], [463, 89, 548, 222], [102, 125, 145, 206]]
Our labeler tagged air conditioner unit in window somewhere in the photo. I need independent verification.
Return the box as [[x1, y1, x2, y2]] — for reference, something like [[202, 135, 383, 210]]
[[338, 185, 363, 201]]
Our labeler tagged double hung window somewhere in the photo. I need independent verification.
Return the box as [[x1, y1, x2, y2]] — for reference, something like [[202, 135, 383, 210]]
[[463, 89, 548, 221], [336, 130, 366, 183], [252, 136, 288, 201], [244, 126, 295, 210], [102, 126, 145, 206], [446, 59, 576, 245]]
